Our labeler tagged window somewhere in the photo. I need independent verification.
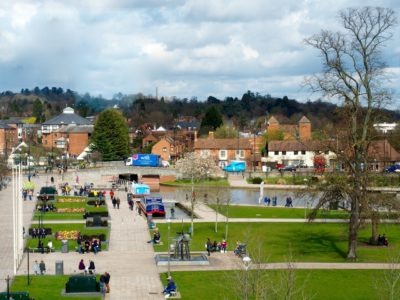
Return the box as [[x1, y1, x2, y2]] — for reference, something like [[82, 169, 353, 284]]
[[201, 150, 210, 157], [282, 151, 286, 155], [235, 150, 245, 158], [274, 151, 279, 155], [219, 150, 227, 159], [301, 150, 306, 155], [162, 147, 167, 152], [294, 151, 298, 155]]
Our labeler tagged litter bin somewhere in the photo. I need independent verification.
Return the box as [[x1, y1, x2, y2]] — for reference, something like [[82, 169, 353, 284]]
[[55, 260, 64, 275], [61, 240, 69, 253]]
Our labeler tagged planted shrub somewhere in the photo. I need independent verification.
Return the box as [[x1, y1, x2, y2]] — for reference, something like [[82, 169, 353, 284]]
[[251, 177, 263, 184]]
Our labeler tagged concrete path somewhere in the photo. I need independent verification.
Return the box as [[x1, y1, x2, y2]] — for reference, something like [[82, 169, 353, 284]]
[[0, 167, 398, 299], [5, 171, 164, 300]]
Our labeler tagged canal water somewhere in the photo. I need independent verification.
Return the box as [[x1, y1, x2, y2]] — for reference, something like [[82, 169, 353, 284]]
[[149, 185, 322, 220]]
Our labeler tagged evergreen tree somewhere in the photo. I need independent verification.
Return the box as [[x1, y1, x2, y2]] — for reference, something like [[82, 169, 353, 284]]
[[200, 106, 223, 135], [32, 99, 43, 123], [90, 109, 129, 161]]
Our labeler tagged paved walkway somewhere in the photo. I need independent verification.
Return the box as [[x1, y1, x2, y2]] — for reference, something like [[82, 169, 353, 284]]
[[0, 168, 399, 299], [1, 171, 164, 300]]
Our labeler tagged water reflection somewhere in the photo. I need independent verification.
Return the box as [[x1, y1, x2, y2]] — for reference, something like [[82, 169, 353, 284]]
[[156, 185, 319, 208]]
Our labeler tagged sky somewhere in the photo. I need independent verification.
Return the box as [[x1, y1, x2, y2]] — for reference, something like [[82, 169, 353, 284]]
[[0, 0, 399, 106]]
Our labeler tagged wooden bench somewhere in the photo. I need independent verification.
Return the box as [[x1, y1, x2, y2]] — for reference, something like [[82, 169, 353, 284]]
[[28, 247, 55, 253]]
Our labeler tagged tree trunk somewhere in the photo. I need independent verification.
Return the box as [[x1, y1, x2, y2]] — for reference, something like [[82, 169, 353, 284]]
[[370, 213, 379, 245], [347, 198, 359, 260]]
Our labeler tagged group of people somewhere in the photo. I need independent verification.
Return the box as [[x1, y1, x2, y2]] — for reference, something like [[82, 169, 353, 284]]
[[60, 182, 72, 195], [78, 259, 96, 274], [205, 238, 227, 256], [77, 260, 111, 294], [22, 189, 34, 201], [36, 203, 56, 213], [32, 260, 46, 275], [77, 237, 101, 254], [263, 196, 278, 206], [30, 227, 47, 239], [285, 196, 293, 207], [377, 234, 389, 246], [111, 196, 121, 209]]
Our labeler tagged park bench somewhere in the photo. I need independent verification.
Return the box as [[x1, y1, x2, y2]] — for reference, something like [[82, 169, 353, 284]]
[[28, 246, 55, 253]]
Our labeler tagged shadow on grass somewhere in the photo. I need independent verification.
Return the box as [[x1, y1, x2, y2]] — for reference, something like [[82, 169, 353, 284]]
[[281, 227, 348, 260]]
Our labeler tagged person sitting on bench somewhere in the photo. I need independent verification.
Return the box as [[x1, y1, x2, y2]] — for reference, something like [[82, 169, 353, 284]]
[[163, 276, 176, 298], [148, 230, 161, 244]]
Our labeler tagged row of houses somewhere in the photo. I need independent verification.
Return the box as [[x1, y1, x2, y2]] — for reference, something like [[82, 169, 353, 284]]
[[0, 108, 398, 172]]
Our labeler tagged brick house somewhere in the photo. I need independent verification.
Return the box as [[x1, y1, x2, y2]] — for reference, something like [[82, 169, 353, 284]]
[[0, 123, 18, 156], [42, 107, 91, 150], [194, 132, 253, 168], [53, 124, 94, 157], [151, 136, 185, 162], [267, 115, 311, 140]]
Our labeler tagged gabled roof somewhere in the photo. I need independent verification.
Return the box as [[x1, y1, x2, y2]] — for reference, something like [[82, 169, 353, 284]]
[[195, 138, 252, 150], [299, 116, 311, 123], [267, 116, 279, 124], [43, 107, 91, 126]]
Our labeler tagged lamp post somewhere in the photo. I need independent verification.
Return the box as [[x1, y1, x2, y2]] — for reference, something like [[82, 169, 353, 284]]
[[167, 218, 171, 277], [242, 256, 251, 300], [12, 149, 23, 275]]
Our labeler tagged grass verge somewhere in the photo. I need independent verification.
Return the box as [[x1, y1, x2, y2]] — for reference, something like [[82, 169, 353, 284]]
[[11, 275, 101, 300]]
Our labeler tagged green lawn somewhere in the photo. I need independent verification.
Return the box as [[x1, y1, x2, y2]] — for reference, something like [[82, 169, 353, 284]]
[[153, 222, 400, 262], [163, 269, 389, 300], [11, 275, 101, 300], [209, 205, 350, 219], [161, 178, 229, 187], [33, 196, 108, 221], [27, 223, 109, 251]]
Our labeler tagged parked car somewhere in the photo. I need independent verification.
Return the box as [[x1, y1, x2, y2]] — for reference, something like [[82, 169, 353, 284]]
[[282, 165, 297, 172], [384, 164, 400, 173]]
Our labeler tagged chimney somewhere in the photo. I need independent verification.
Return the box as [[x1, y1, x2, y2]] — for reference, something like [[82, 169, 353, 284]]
[[209, 131, 214, 139]]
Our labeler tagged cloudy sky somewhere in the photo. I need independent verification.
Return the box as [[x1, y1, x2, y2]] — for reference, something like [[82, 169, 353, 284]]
[[0, 0, 399, 105]]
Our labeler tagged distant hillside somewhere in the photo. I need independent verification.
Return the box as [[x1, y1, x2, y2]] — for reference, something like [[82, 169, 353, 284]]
[[0, 88, 398, 130]]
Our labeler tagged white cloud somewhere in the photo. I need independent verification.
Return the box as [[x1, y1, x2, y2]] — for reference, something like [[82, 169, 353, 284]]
[[0, 0, 397, 105]]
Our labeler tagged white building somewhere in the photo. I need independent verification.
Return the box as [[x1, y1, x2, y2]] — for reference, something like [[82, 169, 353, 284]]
[[265, 140, 337, 167], [373, 122, 397, 134]]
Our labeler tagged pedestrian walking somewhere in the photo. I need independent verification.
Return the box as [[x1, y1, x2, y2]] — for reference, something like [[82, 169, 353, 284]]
[[116, 198, 120, 209], [39, 260, 46, 275], [206, 238, 212, 256], [112, 197, 117, 209], [99, 273, 106, 295], [32, 260, 40, 275], [104, 272, 111, 293]]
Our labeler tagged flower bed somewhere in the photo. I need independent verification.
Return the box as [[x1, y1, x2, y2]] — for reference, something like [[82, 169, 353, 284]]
[[56, 208, 85, 213], [55, 230, 80, 240], [57, 198, 86, 203]]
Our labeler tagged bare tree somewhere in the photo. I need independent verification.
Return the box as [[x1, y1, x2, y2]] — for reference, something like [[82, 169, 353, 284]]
[[375, 252, 400, 300], [305, 7, 397, 260]]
